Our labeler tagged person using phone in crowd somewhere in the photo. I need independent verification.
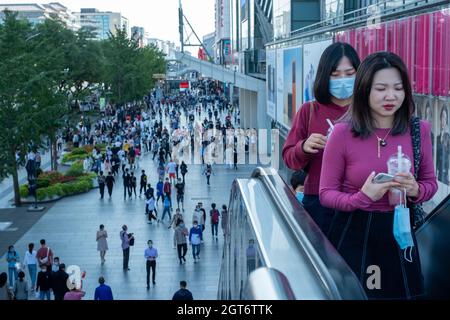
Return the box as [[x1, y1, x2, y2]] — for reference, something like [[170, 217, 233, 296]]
[[282, 42, 361, 235], [319, 52, 438, 299], [6, 245, 19, 288], [120, 225, 133, 271]]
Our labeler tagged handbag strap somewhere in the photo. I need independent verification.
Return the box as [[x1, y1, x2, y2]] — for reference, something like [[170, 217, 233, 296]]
[[410, 116, 421, 180], [410, 116, 426, 228]]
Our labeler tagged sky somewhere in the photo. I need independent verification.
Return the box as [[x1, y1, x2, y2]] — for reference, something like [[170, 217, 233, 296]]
[[0, 0, 216, 44]]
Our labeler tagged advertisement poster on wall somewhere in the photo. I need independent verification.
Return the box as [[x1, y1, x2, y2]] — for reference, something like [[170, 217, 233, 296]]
[[436, 99, 450, 201], [283, 46, 302, 128], [303, 39, 333, 103], [276, 49, 284, 126], [266, 49, 276, 119]]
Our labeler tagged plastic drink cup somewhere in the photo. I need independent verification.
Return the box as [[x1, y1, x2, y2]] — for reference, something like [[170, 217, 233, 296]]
[[387, 146, 411, 206]]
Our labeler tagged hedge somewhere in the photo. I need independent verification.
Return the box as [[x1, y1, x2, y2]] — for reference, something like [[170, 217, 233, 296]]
[[20, 173, 95, 201], [62, 144, 107, 164], [65, 161, 84, 177], [20, 185, 29, 198], [62, 153, 90, 164], [70, 147, 88, 155]]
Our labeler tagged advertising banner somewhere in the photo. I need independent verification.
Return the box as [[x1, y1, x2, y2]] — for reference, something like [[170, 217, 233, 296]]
[[303, 39, 332, 103], [276, 49, 284, 126], [266, 49, 276, 119], [282, 46, 302, 128]]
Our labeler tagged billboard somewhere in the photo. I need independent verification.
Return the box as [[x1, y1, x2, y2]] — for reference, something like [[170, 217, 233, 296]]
[[283, 46, 302, 128], [303, 39, 333, 103], [266, 49, 276, 119], [276, 49, 284, 126]]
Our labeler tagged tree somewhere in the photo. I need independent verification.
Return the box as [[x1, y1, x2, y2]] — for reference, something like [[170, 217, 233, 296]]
[[27, 17, 77, 171], [67, 27, 105, 111], [102, 28, 166, 104], [0, 10, 42, 205]]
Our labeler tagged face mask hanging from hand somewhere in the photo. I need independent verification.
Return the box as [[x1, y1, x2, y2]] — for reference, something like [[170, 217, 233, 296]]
[[296, 191, 304, 203], [329, 77, 355, 100], [393, 188, 415, 262]]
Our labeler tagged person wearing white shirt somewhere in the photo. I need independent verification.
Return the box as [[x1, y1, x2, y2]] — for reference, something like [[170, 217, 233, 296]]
[[23, 243, 37, 291], [166, 161, 177, 183]]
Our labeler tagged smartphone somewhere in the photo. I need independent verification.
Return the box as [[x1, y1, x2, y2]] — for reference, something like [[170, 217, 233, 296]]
[[372, 173, 395, 184]]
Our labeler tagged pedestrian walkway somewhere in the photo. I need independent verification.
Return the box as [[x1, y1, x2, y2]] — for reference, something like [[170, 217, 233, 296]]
[[0, 149, 258, 299]]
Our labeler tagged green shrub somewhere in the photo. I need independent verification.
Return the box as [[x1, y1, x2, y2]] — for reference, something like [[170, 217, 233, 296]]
[[71, 147, 88, 155], [36, 188, 47, 201], [20, 184, 29, 198], [37, 177, 50, 188], [62, 153, 90, 164], [46, 184, 64, 197], [38, 171, 63, 184], [61, 182, 74, 195], [65, 161, 84, 177]]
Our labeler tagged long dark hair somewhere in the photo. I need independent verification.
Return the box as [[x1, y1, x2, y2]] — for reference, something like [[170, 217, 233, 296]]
[[28, 243, 34, 254], [349, 51, 415, 138], [313, 42, 360, 105], [0, 273, 7, 288]]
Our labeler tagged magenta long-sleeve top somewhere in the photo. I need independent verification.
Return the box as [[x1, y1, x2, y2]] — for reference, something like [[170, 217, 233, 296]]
[[319, 120, 438, 212], [282, 101, 349, 195]]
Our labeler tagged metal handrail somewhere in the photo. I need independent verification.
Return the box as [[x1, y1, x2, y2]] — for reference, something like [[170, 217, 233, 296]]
[[244, 267, 296, 300]]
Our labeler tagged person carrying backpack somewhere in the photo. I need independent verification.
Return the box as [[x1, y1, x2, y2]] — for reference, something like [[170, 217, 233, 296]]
[[210, 203, 220, 239]]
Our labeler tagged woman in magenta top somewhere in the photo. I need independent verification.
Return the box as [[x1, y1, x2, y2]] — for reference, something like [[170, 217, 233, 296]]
[[320, 52, 437, 299], [282, 42, 360, 235]]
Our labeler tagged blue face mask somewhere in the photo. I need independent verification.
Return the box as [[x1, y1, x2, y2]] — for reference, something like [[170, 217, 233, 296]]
[[393, 205, 415, 262], [296, 191, 304, 203], [329, 76, 355, 100]]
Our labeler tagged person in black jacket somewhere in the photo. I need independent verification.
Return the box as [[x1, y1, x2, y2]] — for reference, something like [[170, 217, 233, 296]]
[[105, 171, 115, 198], [52, 263, 69, 300], [123, 168, 131, 199], [180, 161, 188, 183], [36, 265, 52, 300], [139, 170, 147, 197], [172, 281, 193, 300]]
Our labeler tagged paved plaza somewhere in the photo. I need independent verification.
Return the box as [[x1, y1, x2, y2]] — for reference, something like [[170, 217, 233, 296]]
[[0, 136, 259, 300]]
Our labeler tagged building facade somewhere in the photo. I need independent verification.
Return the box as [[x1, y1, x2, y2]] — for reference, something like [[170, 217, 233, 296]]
[[215, 0, 232, 65], [0, 2, 80, 30], [75, 8, 130, 40], [131, 26, 146, 47]]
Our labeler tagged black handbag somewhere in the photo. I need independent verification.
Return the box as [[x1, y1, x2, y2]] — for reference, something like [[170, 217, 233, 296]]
[[128, 233, 135, 246], [409, 116, 427, 229]]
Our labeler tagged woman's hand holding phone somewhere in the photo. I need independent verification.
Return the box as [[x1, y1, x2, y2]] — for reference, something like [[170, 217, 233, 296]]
[[361, 172, 401, 202]]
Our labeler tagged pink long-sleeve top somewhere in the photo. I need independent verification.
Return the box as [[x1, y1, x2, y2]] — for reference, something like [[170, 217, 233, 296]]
[[282, 101, 349, 195], [319, 120, 438, 212]]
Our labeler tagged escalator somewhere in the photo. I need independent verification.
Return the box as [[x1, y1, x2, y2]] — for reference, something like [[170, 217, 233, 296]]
[[218, 167, 450, 300], [416, 194, 450, 299], [217, 167, 367, 300]]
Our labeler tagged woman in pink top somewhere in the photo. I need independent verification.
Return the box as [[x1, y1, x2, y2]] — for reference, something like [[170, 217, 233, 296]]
[[320, 52, 438, 299], [282, 42, 360, 235]]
